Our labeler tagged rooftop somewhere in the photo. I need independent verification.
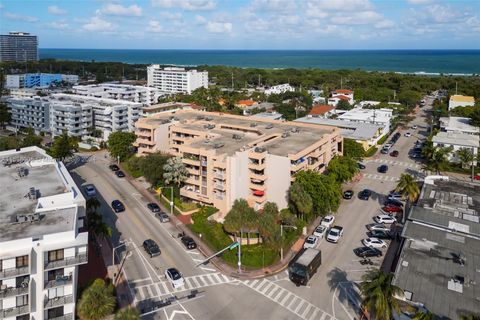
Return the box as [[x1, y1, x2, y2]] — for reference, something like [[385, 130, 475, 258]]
[[449, 95, 475, 103], [51, 93, 141, 106], [432, 131, 480, 148], [309, 105, 335, 116], [295, 117, 382, 141], [249, 112, 284, 121], [333, 89, 353, 94], [338, 108, 393, 123], [439, 117, 479, 134]]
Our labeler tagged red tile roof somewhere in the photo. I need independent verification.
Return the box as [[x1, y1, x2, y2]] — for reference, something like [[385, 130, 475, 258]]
[[309, 104, 335, 115], [334, 89, 353, 94], [335, 95, 351, 101], [237, 99, 256, 106]]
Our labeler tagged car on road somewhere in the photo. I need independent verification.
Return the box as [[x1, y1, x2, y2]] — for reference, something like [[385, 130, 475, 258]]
[[474, 175, 480, 181], [303, 235, 319, 249], [343, 190, 354, 199], [115, 170, 126, 178], [357, 162, 366, 169], [326, 226, 344, 243], [181, 236, 197, 250], [374, 215, 397, 224], [358, 189, 372, 200], [147, 202, 161, 213], [368, 230, 393, 240], [363, 237, 388, 249], [382, 205, 403, 214], [313, 225, 327, 238], [381, 147, 389, 154], [109, 164, 120, 171], [410, 152, 423, 159], [389, 150, 399, 157], [384, 198, 403, 208], [165, 268, 184, 288], [321, 215, 335, 228], [404, 132, 412, 137], [354, 246, 383, 258], [84, 185, 96, 196], [111, 200, 125, 213], [412, 125, 418, 130], [368, 224, 391, 232], [155, 212, 170, 223], [377, 165, 388, 173], [143, 239, 161, 257]]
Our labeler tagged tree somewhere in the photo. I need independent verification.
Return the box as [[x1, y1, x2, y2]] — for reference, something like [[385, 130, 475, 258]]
[[86, 197, 101, 215], [460, 314, 480, 320], [336, 99, 353, 110], [343, 138, 366, 160], [114, 307, 140, 320], [288, 182, 313, 220], [107, 132, 136, 162], [456, 147, 475, 169], [22, 131, 43, 148], [77, 278, 116, 320], [360, 269, 403, 320], [469, 108, 480, 127], [163, 156, 188, 187], [140, 153, 171, 188], [412, 311, 434, 320], [326, 156, 358, 183], [50, 132, 78, 160], [0, 103, 11, 129], [86, 197, 112, 241], [395, 173, 420, 222], [223, 199, 258, 235], [426, 146, 453, 174], [258, 202, 280, 246]]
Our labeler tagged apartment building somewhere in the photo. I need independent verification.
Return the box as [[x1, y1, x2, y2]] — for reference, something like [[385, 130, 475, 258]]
[[147, 66, 208, 94], [448, 95, 475, 110], [432, 131, 479, 165], [142, 102, 205, 117], [439, 117, 480, 135], [49, 96, 93, 138], [338, 107, 392, 137], [0, 32, 38, 62], [134, 110, 342, 214], [264, 84, 294, 96], [8, 96, 51, 134], [0, 146, 88, 320], [73, 83, 163, 106], [6, 74, 79, 89]]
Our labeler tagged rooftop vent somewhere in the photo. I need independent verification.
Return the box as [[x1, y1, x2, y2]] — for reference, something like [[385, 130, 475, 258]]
[[28, 187, 38, 200], [232, 134, 243, 140], [213, 143, 224, 149], [255, 146, 266, 153], [265, 124, 274, 129], [16, 213, 40, 224], [205, 116, 213, 121], [17, 167, 29, 178], [196, 115, 205, 120], [281, 132, 290, 138]]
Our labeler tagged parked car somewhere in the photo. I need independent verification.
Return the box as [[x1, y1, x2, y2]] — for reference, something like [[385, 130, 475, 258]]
[[303, 235, 319, 249], [393, 132, 401, 140], [359, 189, 372, 200], [412, 125, 418, 129], [382, 205, 403, 214], [363, 237, 388, 249], [384, 198, 403, 208], [111, 200, 125, 213], [374, 215, 397, 224], [155, 212, 170, 223], [388, 192, 403, 200], [354, 246, 383, 258], [109, 164, 120, 171], [377, 165, 388, 173], [313, 225, 327, 238], [389, 150, 399, 157], [357, 162, 366, 169], [474, 175, 480, 181], [143, 239, 161, 257], [343, 190, 354, 199], [381, 147, 389, 154], [410, 152, 423, 159], [326, 226, 344, 243], [368, 224, 391, 232], [368, 230, 393, 240], [321, 215, 335, 228], [404, 132, 412, 137], [115, 170, 126, 178], [147, 203, 161, 213], [84, 185, 96, 196], [165, 268, 184, 288], [384, 143, 393, 150], [181, 236, 197, 249]]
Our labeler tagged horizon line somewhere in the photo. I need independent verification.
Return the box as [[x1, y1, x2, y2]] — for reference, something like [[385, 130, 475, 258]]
[[39, 48, 480, 51]]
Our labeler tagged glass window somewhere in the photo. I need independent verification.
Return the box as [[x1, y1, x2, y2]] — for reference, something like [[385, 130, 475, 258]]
[[16, 315, 29, 320], [16, 256, 28, 268], [47, 269, 64, 281], [48, 306, 64, 319], [16, 294, 28, 307], [15, 276, 29, 288], [48, 249, 64, 262]]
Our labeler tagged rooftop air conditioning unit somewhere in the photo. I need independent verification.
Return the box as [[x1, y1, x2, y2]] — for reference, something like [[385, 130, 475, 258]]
[[265, 124, 274, 129], [16, 215, 27, 223], [214, 143, 224, 149], [255, 147, 266, 153]]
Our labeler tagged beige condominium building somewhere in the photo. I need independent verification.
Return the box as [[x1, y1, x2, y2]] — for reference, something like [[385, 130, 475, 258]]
[[134, 111, 342, 215]]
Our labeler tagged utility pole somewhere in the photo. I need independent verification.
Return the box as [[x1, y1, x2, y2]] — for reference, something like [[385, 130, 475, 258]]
[[341, 77, 343, 89], [393, 90, 396, 101], [238, 229, 242, 273], [455, 82, 458, 95], [231, 72, 234, 90], [258, 74, 261, 87]]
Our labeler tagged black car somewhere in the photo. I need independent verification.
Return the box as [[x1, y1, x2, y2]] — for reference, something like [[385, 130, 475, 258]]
[[357, 163, 366, 170], [354, 246, 383, 258], [384, 198, 403, 208], [143, 239, 161, 257], [343, 190, 354, 199], [109, 164, 120, 171], [111, 200, 125, 213], [147, 203, 161, 213], [380, 147, 389, 154], [155, 212, 170, 223], [115, 170, 126, 178], [368, 230, 394, 240], [181, 236, 197, 250], [377, 165, 388, 173], [358, 189, 372, 200]]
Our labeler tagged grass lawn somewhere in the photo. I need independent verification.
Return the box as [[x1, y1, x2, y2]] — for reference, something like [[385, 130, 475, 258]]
[[120, 160, 143, 179], [365, 146, 378, 157]]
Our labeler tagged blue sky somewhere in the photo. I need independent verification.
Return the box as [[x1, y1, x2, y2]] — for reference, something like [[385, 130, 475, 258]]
[[1, 0, 479, 49]]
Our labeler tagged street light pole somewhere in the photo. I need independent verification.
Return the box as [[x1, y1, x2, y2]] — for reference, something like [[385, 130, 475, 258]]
[[238, 229, 242, 273], [159, 186, 174, 215]]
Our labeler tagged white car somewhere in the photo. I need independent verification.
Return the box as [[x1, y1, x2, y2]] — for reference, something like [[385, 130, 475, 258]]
[[303, 235, 319, 249], [321, 215, 335, 228], [84, 185, 96, 196], [326, 226, 344, 243], [404, 132, 412, 137], [165, 268, 185, 288], [368, 224, 391, 232], [313, 225, 327, 238], [412, 125, 418, 130], [363, 237, 388, 249], [374, 215, 397, 224]]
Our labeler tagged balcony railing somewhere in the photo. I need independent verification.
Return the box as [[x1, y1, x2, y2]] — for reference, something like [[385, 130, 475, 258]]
[[0, 285, 29, 299], [0, 305, 30, 319], [44, 275, 73, 289], [44, 294, 74, 309], [0, 266, 30, 280], [44, 253, 87, 270], [48, 313, 74, 320]]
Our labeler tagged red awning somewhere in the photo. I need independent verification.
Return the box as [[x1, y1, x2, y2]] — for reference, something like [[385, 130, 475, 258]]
[[253, 190, 264, 196]]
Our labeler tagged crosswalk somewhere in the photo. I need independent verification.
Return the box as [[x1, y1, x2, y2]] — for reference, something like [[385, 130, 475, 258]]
[[243, 279, 337, 320], [366, 158, 422, 170], [362, 173, 398, 182]]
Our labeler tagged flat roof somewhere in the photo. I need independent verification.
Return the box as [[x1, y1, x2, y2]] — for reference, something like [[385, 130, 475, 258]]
[[439, 117, 479, 134], [449, 95, 475, 103], [432, 132, 479, 148], [338, 108, 392, 123], [295, 117, 382, 140]]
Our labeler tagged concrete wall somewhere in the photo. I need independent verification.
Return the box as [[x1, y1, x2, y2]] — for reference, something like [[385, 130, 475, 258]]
[[153, 124, 171, 153], [227, 151, 250, 213], [265, 154, 291, 210]]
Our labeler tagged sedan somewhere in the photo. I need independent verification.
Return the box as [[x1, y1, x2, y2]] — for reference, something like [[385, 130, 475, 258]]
[[155, 212, 170, 223], [368, 230, 393, 240], [303, 235, 319, 249], [181, 236, 197, 250], [384, 199, 403, 208], [368, 224, 391, 232], [165, 268, 184, 289], [358, 189, 372, 200], [343, 190, 354, 200], [390, 150, 399, 157], [380, 147, 389, 154], [313, 225, 327, 238], [404, 132, 412, 137], [109, 164, 120, 171], [321, 215, 335, 228], [412, 125, 418, 130], [363, 237, 388, 249], [354, 247, 383, 258], [111, 200, 125, 213], [147, 203, 161, 213], [374, 215, 397, 224], [377, 165, 388, 173], [474, 175, 480, 181], [143, 239, 161, 257], [382, 205, 403, 214], [357, 163, 366, 170], [84, 185, 96, 196], [115, 170, 126, 178], [326, 226, 344, 243]]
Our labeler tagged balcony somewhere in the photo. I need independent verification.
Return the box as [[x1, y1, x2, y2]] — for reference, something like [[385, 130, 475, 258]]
[[44, 294, 74, 309], [0, 266, 30, 280], [214, 183, 225, 191], [44, 253, 87, 270], [136, 138, 154, 146], [0, 305, 30, 319], [44, 275, 72, 289], [183, 157, 200, 166], [248, 161, 266, 171], [214, 171, 226, 180], [249, 171, 267, 181], [0, 285, 29, 299], [250, 182, 266, 191], [48, 313, 74, 320]]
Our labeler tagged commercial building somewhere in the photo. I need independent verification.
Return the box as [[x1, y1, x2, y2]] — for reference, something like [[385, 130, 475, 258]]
[[393, 176, 480, 319], [142, 102, 204, 117], [264, 84, 294, 96], [337, 108, 392, 138], [134, 110, 342, 215], [6, 74, 79, 89], [0, 32, 38, 62], [448, 95, 475, 110], [432, 131, 479, 164], [73, 83, 163, 106], [0, 146, 88, 320], [439, 117, 480, 135], [147, 66, 208, 94]]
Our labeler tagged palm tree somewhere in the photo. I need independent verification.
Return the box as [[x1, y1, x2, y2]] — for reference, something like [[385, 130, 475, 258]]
[[460, 314, 480, 320], [456, 148, 474, 169], [360, 269, 403, 320], [163, 156, 188, 187], [114, 307, 140, 320], [288, 182, 313, 220], [413, 311, 434, 320], [86, 197, 101, 215], [77, 278, 116, 320], [395, 173, 420, 223], [425, 146, 452, 175]]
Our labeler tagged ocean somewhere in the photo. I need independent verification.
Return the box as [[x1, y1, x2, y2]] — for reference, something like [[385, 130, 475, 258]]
[[39, 49, 480, 75]]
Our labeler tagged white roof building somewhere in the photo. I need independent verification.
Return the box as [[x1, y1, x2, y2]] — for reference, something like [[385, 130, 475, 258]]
[[432, 132, 479, 164], [440, 117, 479, 135], [73, 83, 163, 106], [264, 84, 294, 96], [147, 66, 208, 94], [337, 108, 392, 138], [448, 95, 475, 111]]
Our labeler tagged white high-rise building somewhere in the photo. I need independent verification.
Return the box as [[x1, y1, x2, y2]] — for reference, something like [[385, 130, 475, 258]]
[[73, 83, 163, 106], [0, 146, 88, 320], [147, 66, 208, 94], [8, 96, 51, 133]]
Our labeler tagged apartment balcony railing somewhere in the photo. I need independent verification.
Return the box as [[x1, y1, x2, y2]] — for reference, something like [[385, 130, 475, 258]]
[[0, 305, 30, 319], [0, 266, 30, 280], [0, 285, 29, 299], [44, 294, 74, 309], [48, 313, 74, 320], [44, 253, 87, 270], [44, 275, 72, 289]]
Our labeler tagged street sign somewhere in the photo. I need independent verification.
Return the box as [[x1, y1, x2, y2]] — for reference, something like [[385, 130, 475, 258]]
[[229, 242, 239, 250]]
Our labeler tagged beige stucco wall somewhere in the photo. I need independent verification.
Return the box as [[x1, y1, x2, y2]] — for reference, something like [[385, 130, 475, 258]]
[[264, 154, 291, 210], [226, 151, 251, 212]]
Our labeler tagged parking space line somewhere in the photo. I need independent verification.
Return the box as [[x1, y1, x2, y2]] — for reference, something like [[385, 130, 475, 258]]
[[308, 308, 320, 320]]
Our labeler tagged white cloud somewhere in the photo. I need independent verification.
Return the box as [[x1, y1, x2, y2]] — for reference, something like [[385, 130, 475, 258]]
[[425, 4, 469, 23], [307, 0, 373, 12], [101, 4, 143, 16], [251, 0, 296, 12], [4, 12, 38, 22], [334, 10, 383, 25], [206, 21, 232, 33], [151, 0, 216, 10], [82, 16, 116, 32], [195, 15, 207, 25], [161, 12, 182, 20], [374, 19, 395, 29], [406, 0, 434, 4], [147, 20, 164, 33], [46, 21, 69, 30], [48, 5, 67, 15]]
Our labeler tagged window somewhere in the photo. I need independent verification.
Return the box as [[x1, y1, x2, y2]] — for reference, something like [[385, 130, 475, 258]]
[[47, 306, 64, 319], [16, 294, 28, 307], [16, 276, 29, 288], [47, 269, 64, 281], [48, 287, 64, 299], [16, 315, 29, 320], [16, 255, 28, 268], [48, 249, 64, 262]]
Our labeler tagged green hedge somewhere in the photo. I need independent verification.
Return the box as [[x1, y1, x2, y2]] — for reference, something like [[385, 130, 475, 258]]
[[376, 134, 389, 145], [365, 146, 378, 157]]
